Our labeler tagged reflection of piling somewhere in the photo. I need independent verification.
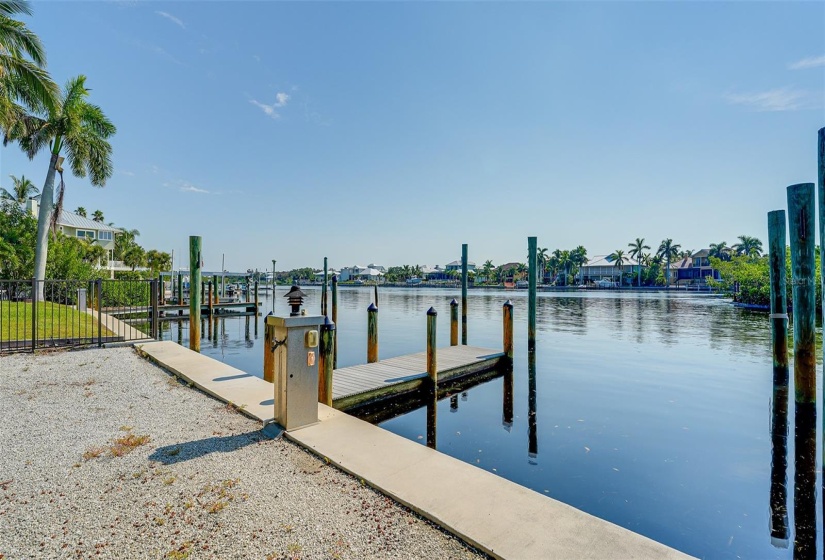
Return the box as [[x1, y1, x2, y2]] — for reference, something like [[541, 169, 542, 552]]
[[450, 299, 458, 346], [528, 236, 537, 352], [319, 316, 335, 406], [367, 303, 378, 363], [189, 236, 202, 352], [450, 395, 458, 412], [426, 307, 438, 449], [212, 316, 218, 346], [332, 275, 338, 369], [768, 211, 788, 372], [528, 350, 537, 458], [461, 243, 468, 345], [769, 373, 789, 545], [502, 365, 513, 430], [787, 183, 817, 560]]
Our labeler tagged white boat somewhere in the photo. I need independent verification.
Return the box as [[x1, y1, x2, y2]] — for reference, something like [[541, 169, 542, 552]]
[[406, 277, 422, 285]]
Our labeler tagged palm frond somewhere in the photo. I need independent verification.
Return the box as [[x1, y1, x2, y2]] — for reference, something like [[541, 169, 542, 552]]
[[0, 1, 34, 17], [0, 13, 46, 65]]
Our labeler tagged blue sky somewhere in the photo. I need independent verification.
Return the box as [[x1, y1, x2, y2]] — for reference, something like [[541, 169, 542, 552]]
[[1, 1, 823, 272]]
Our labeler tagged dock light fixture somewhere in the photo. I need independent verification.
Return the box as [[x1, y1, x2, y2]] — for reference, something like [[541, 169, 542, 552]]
[[284, 285, 307, 316]]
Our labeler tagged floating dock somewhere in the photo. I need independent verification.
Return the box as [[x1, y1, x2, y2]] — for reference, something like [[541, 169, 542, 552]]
[[104, 301, 260, 317], [332, 345, 504, 411]]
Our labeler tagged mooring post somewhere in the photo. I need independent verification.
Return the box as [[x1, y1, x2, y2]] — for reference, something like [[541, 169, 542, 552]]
[[177, 272, 183, 315], [787, 182, 817, 558], [503, 299, 514, 363], [263, 315, 275, 382], [367, 303, 378, 363], [461, 243, 468, 345], [189, 236, 202, 352], [374, 283, 378, 308], [208, 281, 214, 317], [528, 236, 537, 352], [246, 277, 251, 303], [768, 211, 788, 373], [254, 280, 259, 314], [331, 274, 338, 369], [427, 307, 437, 384], [322, 257, 328, 316], [319, 316, 335, 406], [819, 127, 825, 363], [450, 298, 459, 346]]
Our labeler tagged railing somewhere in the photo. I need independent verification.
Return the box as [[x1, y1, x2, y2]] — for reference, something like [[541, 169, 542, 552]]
[[0, 278, 159, 354]]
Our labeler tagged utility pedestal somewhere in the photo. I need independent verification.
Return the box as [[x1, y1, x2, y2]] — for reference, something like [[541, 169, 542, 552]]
[[266, 314, 323, 431]]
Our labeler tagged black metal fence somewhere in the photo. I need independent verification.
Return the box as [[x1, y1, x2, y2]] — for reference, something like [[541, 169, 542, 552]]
[[0, 278, 159, 354]]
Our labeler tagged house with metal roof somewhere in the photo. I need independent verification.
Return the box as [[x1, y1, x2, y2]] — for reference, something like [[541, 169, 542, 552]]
[[675, 250, 721, 286], [580, 255, 638, 286], [26, 197, 126, 277]]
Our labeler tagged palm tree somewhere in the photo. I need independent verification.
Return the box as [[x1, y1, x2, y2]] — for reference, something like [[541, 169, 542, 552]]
[[608, 249, 625, 286], [74, 206, 86, 217], [1, 173, 36, 202], [732, 235, 763, 258], [482, 259, 494, 285], [146, 249, 171, 274], [571, 245, 588, 284], [92, 209, 103, 222], [12, 75, 115, 297], [0, 0, 58, 137], [114, 227, 140, 260], [628, 238, 650, 287], [657, 238, 681, 288], [709, 242, 731, 262], [536, 247, 548, 284], [122, 244, 145, 272]]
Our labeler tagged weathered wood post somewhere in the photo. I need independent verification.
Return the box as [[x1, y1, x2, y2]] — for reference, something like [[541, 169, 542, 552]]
[[528, 236, 537, 352], [450, 298, 458, 346], [246, 277, 251, 303], [254, 280, 259, 314], [768, 211, 788, 373], [503, 299, 514, 363], [461, 244, 468, 344], [367, 303, 378, 363], [318, 316, 335, 406], [189, 236, 202, 352], [819, 127, 825, 362], [263, 316, 275, 382], [331, 274, 338, 369], [787, 182, 816, 558], [426, 307, 438, 449], [177, 272, 183, 315], [322, 257, 328, 316], [374, 283, 378, 307], [208, 281, 214, 317]]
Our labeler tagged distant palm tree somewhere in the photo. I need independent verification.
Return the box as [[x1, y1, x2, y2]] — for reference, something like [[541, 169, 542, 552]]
[[608, 249, 625, 286], [628, 238, 650, 287], [732, 235, 763, 258], [92, 209, 104, 222], [657, 238, 681, 288], [571, 245, 588, 284], [482, 259, 494, 285], [74, 206, 86, 217], [709, 242, 731, 262], [536, 247, 548, 284], [1, 173, 37, 202]]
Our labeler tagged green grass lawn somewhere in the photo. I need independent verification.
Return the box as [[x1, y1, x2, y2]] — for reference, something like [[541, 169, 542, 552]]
[[0, 301, 114, 342]]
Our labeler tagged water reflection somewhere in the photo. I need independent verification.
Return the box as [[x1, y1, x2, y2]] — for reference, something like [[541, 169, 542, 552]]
[[769, 366, 789, 547], [794, 399, 816, 559], [528, 350, 537, 461], [502, 365, 513, 430]]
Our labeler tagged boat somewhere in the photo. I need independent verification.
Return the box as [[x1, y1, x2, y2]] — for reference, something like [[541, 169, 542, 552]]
[[406, 277, 422, 285]]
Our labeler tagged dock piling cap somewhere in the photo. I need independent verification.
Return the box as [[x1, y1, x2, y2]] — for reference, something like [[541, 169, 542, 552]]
[[368, 303, 378, 312], [427, 307, 437, 316], [450, 298, 458, 306], [503, 299, 513, 308], [322, 315, 335, 330]]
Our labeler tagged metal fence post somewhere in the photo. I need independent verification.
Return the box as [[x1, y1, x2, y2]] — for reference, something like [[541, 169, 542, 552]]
[[96, 279, 103, 347], [151, 279, 159, 339], [31, 277, 37, 353]]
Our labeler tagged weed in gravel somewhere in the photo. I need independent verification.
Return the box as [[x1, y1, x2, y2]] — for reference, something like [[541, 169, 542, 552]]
[[110, 433, 151, 457], [82, 446, 105, 461], [166, 541, 193, 559]]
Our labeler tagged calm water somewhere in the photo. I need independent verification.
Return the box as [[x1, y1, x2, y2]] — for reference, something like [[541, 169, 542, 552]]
[[159, 287, 823, 559]]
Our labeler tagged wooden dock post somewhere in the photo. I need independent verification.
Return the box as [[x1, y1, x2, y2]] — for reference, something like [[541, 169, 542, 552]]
[[323, 257, 328, 316], [208, 281, 214, 317], [450, 298, 458, 346], [254, 280, 259, 314], [319, 316, 335, 406], [819, 127, 825, 363], [367, 303, 378, 363], [374, 283, 378, 307], [503, 299, 514, 362], [246, 277, 251, 303], [768, 211, 788, 373], [787, 182, 817, 558], [189, 236, 202, 352], [528, 236, 537, 352], [332, 274, 338, 369], [177, 272, 183, 315], [426, 307, 438, 449], [461, 243, 468, 345]]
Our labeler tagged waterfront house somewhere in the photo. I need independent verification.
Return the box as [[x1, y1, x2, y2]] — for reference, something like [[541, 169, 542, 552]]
[[26, 197, 125, 278], [445, 259, 476, 273], [579, 255, 637, 286], [675, 250, 721, 286]]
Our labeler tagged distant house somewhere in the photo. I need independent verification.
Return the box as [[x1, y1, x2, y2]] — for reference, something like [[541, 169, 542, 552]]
[[422, 265, 448, 281], [338, 265, 383, 282], [675, 250, 721, 286], [445, 259, 476, 273], [579, 255, 636, 286], [26, 197, 125, 277]]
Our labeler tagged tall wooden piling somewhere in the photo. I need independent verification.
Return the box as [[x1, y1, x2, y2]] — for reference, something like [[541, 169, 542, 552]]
[[246, 277, 251, 303], [450, 299, 458, 346], [768, 210, 788, 373], [189, 236, 202, 351], [319, 316, 335, 406], [254, 281, 259, 314], [426, 307, 437, 384], [208, 281, 214, 317], [461, 243, 468, 345], [528, 236, 537, 352], [332, 274, 339, 369], [177, 272, 183, 315], [322, 257, 328, 316], [503, 299, 514, 362], [787, 183, 817, 559], [367, 303, 378, 363], [819, 127, 825, 363]]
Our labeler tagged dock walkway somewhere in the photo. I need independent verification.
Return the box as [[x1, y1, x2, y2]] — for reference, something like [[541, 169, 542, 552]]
[[332, 345, 504, 410]]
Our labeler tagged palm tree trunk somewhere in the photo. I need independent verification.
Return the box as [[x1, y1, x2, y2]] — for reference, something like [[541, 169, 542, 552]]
[[33, 152, 60, 300], [666, 255, 670, 288]]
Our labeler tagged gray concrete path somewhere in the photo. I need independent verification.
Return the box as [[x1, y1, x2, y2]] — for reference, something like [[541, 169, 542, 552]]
[[136, 340, 694, 560]]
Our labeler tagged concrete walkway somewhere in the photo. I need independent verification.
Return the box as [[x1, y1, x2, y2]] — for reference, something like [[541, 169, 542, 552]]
[[136, 340, 693, 560]]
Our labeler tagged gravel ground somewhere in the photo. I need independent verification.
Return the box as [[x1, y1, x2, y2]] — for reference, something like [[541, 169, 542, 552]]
[[0, 347, 487, 560]]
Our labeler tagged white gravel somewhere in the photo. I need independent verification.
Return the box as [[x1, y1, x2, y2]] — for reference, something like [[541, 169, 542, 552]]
[[0, 347, 487, 560]]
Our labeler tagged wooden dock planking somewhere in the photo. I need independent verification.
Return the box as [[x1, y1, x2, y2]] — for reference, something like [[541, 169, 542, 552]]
[[332, 345, 504, 410]]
